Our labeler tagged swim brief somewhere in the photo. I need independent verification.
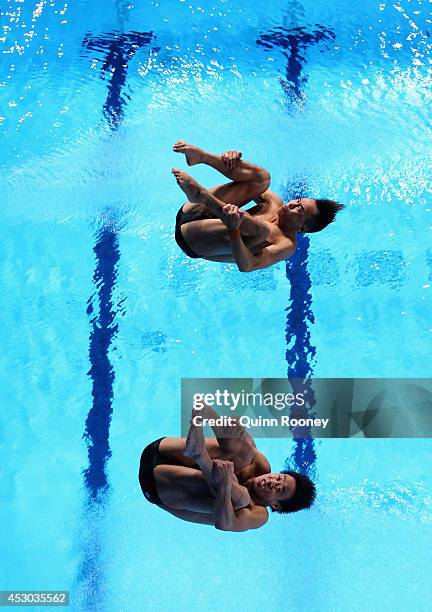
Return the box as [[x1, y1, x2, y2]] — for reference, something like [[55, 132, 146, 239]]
[[139, 437, 166, 506], [175, 205, 216, 259]]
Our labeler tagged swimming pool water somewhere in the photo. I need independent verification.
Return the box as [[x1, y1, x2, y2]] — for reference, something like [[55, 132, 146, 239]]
[[1, 1, 432, 610]]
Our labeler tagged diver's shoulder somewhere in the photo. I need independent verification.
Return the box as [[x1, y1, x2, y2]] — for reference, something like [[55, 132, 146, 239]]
[[264, 190, 284, 207], [254, 189, 283, 209], [248, 501, 270, 522]]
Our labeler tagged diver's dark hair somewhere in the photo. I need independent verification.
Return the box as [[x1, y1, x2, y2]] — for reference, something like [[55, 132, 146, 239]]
[[271, 471, 316, 514], [306, 198, 344, 233]]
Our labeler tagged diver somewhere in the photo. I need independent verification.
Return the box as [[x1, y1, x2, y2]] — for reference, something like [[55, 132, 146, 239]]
[[172, 140, 344, 272], [139, 405, 316, 531]]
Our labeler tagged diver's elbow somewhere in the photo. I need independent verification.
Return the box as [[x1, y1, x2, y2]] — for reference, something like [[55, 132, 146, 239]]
[[257, 169, 271, 190], [215, 521, 230, 531], [238, 263, 254, 273]]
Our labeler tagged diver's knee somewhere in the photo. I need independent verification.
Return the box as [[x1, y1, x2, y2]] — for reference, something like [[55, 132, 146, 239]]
[[257, 169, 271, 189]]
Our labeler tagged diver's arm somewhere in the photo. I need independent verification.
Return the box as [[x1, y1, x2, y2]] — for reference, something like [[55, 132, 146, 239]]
[[160, 499, 267, 532], [230, 233, 294, 272], [213, 481, 268, 532], [223, 204, 293, 272], [214, 478, 236, 530], [212, 460, 266, 531], [186, 413, 251, 509], [159, 504, 215, 525], [189, 447, 251, 510]]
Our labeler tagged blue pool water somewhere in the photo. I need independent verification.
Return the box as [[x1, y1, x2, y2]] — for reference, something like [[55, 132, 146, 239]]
[[1, 0, 432, 610]]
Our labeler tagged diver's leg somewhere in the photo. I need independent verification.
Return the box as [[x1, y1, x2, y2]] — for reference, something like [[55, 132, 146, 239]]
[[154, 464, 215, 512], [183, 417, 250, 508], [172, 169, 268, 239], [180, 216, 269, 259], [173, 140, 270, 208], [183, 418, 217, 493], [198, 405, 257, 466], [159, 437, 249, 470], [154, 463, 249, 511], [173, 140, 270, 184]]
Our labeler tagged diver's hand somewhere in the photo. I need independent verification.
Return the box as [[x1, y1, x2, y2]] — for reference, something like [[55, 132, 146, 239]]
[[222, 150, 242, 170], [212, 460, 235, 486], [221, 203, 244, 230]]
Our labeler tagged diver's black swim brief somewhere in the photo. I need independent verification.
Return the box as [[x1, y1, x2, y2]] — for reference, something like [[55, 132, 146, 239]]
[[175, 205, 216, 259], [139, 437, 166, 506]]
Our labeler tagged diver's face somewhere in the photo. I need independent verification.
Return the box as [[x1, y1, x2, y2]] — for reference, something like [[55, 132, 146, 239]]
[[279, 197, 318, 231], [251, 473, 296, 510]]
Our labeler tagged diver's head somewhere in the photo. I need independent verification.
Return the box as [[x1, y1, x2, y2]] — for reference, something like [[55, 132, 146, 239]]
[[251, 471, 316, 513], [278, 197, 344, 234]]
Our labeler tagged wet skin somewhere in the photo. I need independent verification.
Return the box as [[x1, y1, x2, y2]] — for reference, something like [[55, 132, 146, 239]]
[[172, 141, 321, 269], [153, 437, 295, 518]]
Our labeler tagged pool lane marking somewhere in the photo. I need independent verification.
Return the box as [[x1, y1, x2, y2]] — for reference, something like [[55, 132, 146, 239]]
[[83, 224, 120, 496], [76, 28, 156, 603], [81, 29, 156, 496], [82, 30, 157, 130], [257, 24, 335, 474]]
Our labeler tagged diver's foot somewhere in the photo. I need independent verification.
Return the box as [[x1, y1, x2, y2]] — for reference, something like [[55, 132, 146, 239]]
[[199, 404, 219, 421], [184, 415, 205, 461], [172, 168, 205, 203], [173, 140, 204, 166]]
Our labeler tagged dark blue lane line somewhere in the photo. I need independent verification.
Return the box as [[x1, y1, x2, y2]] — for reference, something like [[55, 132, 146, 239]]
[[83, 226, 120, 496], [83, 30, 157, 130], [75, 30, 156, 608], [257, 25, 335, 105], [80, 27, 155, 496], [257, 23, 334, 475], [285, 233, 317, 474]]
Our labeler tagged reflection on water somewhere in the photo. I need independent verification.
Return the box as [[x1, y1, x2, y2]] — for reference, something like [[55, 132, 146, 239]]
[[82, 30, 156, 129], [257, 24, 335, 105], [258, 17, 336, 475], [77, 24, 141, 608], [84, 222, 121, 496]]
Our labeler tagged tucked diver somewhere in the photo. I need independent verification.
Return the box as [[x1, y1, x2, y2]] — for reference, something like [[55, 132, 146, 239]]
[[139, 405, 315, 531], [173, 140, 344, 272]]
